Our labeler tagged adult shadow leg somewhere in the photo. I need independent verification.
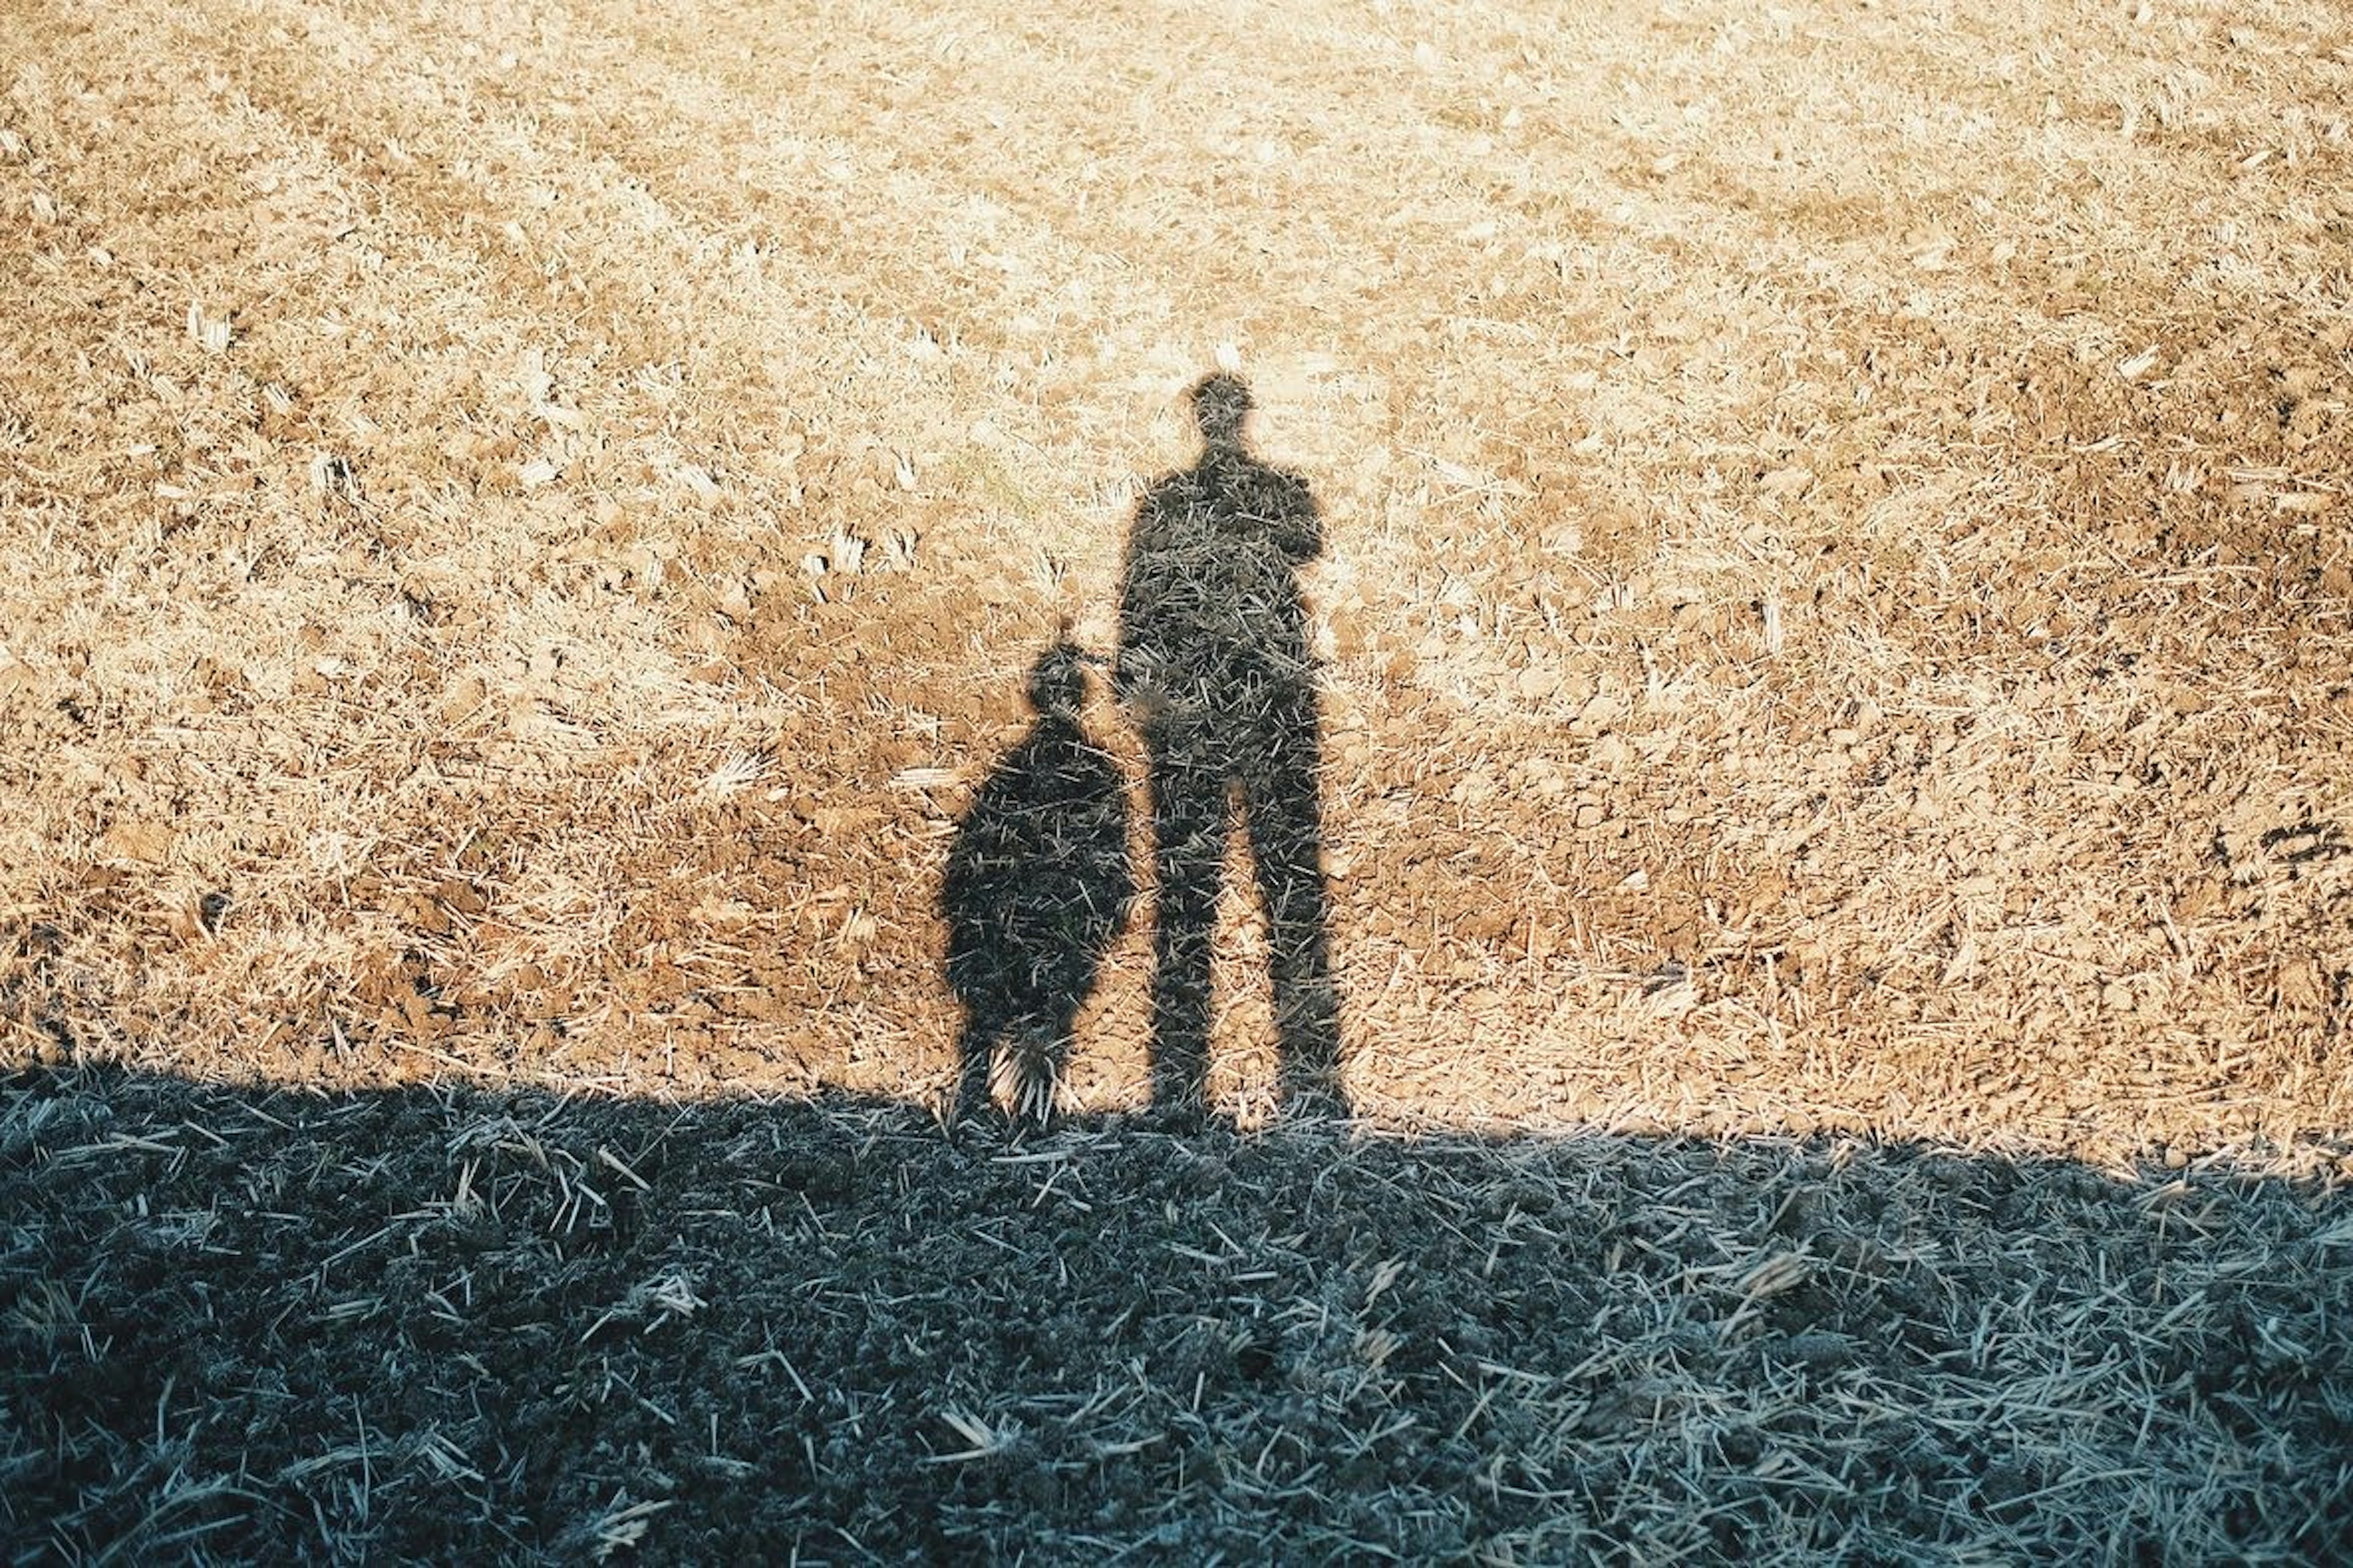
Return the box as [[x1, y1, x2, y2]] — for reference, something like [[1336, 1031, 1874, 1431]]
[[952, 1017, 997, 1126], [1009, 1006, 1082, 1128], [1145, 728, 1222, 1119], [1248, 705, 1345, 1116]]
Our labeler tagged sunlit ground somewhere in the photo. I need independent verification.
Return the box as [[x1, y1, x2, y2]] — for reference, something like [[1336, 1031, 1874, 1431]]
[[3, 0, 2349, 1163]]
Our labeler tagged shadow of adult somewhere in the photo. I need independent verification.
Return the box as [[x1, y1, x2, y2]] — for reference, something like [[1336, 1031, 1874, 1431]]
[[941, 642, 1135, 1126], [1118, 373, 1345, 1121]]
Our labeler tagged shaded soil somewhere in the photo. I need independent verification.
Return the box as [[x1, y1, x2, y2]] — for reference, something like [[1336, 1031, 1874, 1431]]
[[6, 1068, 2351, 1561]]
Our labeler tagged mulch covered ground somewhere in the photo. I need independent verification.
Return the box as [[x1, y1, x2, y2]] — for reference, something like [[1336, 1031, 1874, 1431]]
[[7, 1068, 2349, 1561]]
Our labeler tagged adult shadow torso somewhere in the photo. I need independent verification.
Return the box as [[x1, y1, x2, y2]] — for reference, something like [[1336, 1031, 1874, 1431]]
[[1116, 374, 1345, 1119]]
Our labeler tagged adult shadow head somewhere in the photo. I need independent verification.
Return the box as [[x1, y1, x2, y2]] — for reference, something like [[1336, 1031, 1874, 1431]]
[[1116, 373, 1347, 1122], [941, 641, 1135, 1127]]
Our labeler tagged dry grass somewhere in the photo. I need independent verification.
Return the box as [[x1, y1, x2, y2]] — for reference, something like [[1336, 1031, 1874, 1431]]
[[4, 0, 2352, 1160], [3, 2, 2353, 1550]]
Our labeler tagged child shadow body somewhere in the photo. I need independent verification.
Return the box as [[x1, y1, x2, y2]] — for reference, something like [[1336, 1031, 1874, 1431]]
[[941, 643, 1135, 1126]]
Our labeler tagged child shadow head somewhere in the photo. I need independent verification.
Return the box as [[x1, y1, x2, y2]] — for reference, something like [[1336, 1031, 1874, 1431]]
[[1024, 638, 1089, 717], [940, 639, 1135, 1130]]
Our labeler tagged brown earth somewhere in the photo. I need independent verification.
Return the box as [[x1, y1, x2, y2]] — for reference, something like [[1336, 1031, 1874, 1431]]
[[4, 0, 2353, 1555], [3, 0, 2352, 1157]]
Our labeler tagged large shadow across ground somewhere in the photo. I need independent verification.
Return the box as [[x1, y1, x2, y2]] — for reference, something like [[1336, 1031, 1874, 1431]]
[[5, 1067, 2349, 1561]]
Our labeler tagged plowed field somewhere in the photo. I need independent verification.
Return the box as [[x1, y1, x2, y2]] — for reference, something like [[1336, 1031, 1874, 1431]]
[[5, 0, 2352, 1557]]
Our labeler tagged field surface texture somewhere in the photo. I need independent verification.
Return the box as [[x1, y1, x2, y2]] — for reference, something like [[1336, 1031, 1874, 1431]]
[[6, 1073, 2353, 1560], [4, 0, 2352, 1557]]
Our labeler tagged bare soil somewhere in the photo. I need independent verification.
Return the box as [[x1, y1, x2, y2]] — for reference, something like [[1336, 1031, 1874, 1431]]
[[2, 0, 2349, 1155], [5, 0, 2353, 1555]]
